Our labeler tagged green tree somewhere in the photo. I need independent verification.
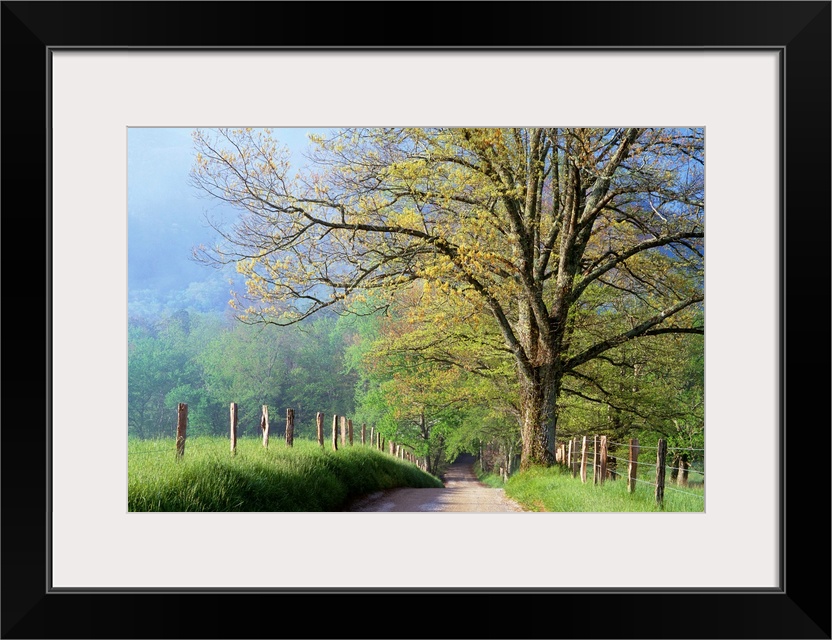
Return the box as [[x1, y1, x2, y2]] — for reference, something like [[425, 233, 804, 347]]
[[284, 314, 358, 436], [128, 311, 220, 438], [348, 282, 519, 472], [191, 127, 703, 469], [196, 320, 295, 436]]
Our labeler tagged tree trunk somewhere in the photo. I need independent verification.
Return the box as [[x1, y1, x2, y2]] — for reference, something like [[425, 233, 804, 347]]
[[519, 363, 560, 470]]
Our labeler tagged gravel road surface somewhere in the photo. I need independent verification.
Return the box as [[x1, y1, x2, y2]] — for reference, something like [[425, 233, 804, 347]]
[[346, 453, 525, 512]]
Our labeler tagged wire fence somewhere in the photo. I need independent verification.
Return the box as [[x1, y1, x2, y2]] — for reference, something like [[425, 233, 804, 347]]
[[555, 434, 704, 506], [608, 441, 704, 452]]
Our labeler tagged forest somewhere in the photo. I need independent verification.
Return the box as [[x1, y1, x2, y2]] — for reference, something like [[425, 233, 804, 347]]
[[128, 297, 703, 477]]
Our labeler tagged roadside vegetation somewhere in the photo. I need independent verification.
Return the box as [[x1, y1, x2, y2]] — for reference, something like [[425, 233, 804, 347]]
[[506, 465, 704, 512], [128, 437, 443, 512], [473, 461, 507, 489], [475, 460, 703, 512]]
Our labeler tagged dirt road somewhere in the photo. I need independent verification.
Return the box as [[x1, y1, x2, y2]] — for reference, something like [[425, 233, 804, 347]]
[[345, 453, 525, 512]]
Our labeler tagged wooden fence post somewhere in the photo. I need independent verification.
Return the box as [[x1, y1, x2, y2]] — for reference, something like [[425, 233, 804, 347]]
[[331, 414, 339, 451], [316, 412, 324, 447], [592, 436, 599, 484], [370, 426, 375, 448], [575, 438, 581, 477], [260, 405, 270, 448], [286, 408, 295, 447], [599, 436, 607, 485], [389, 441, 395, 455], [571, 438, 579, 478], [340, 416, 347, 447], [361, 423, 366, 445], [176, 403, 188, 459], [580, 436, 588, 483], [656, 438, 667, 506], [348, 419, 353, 446], [627, 438, 640, 493], [566, 440, 573, 473], [230, 402, 238, 455], [678, 454, 689, 486]]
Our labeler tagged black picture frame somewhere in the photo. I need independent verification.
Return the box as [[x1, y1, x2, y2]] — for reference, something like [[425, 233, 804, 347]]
[[3, 2, 829, 638]]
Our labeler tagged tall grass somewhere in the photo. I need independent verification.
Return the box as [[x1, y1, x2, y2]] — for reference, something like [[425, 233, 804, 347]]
[[504, 464, 705, 512], [128, 437, 442, 512], [472, 461, 507, 488]]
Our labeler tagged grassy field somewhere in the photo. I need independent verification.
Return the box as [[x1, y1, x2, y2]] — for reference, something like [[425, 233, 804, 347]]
[[128, 437, 443, 512], [504, 464, 705, 512]]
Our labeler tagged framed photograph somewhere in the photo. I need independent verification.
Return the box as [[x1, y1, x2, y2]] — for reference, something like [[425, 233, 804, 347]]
[[4, 1, 829, 638]]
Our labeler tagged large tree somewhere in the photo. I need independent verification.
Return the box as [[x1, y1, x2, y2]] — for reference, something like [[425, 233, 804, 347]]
[[191, 127, 703, 469]]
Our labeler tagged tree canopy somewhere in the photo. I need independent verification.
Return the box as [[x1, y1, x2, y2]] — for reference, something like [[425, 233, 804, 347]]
[[191, 127, 703, 469]]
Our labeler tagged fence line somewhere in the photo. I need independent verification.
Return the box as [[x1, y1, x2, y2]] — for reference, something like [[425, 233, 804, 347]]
[[609, 441, 653, 449], [608, 456, 705, 478], [609, 440, 704, 452], [610, 470, 706, 500], [609, 455, 704, 477], [139, 402, 428, 472], [665, 465, 704, 476], [556, 434, 704, 507]]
